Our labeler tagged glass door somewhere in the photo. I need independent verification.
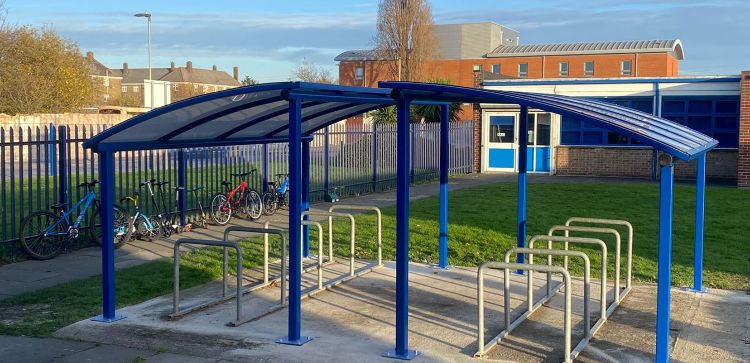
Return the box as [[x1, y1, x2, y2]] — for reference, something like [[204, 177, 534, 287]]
[[486, 114, 516, 171], [527, 113, 551, 173]]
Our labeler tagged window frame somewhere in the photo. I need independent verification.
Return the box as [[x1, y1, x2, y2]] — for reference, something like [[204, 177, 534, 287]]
[[518, 63, 528, 78], [354, 66, 364, 81], [491, 64, 500, 74], [621, 60, 633, 76], [558, 62, 569, 77], [583, 61, 594, 77]]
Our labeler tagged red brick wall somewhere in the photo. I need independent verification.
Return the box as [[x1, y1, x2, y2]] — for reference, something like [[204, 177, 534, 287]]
[[555, 147, 738, 180], [338, 52, 679, 88], [738, 71, 750, 187], [472, 71, 482, 172]]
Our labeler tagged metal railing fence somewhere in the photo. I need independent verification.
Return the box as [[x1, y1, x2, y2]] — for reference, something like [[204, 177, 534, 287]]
[[0, 121, 474, 258]]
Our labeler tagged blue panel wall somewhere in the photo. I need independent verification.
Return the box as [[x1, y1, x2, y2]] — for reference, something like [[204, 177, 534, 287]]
[[561, 97, 654, 146], [489, 149, 515, 168], [661, 96, 740, 148], [535, 146, 551, 172]]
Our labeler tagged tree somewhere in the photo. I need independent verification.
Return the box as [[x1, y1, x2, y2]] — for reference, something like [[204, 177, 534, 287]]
[[374, 0, 439, 81], [241, 75, 258, 86], [0, 25, 94, 114], [292, 58, 335, 84], [411, 78, 461, 123], [370, 106, 397, 124]]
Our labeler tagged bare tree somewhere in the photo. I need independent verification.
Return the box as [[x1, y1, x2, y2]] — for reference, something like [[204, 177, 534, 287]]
[[291, 58, 335, 84], [374, 0, 439, 81]]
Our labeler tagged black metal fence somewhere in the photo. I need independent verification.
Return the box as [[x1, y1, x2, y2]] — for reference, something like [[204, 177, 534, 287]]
[[0, 121, 475, 258]]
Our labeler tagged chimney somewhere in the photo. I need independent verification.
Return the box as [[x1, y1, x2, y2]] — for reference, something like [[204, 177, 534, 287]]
[[186, 61, 193, 71], [123, 62, 129, 74], [233, 66, 239, 81], [212, 65, 217, 71], [170, 61, 175, 70], [86, 51, 94, 61]]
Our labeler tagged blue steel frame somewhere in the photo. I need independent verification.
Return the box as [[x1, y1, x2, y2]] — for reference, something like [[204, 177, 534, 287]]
[[437, 104, 449, 269], [516, 106, 529, 271], [85, 81, 717, 361]]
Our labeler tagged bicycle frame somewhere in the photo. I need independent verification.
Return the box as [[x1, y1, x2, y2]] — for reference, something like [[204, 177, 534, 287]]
[[225, 180, 248, 206], [275, 177, 289, 194], [45, 192, 97, 236]]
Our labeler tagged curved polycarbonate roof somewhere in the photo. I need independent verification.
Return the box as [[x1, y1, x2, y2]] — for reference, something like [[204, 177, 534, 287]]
[[85, 81, 717, 161], [84, 82, 394, 152], [382, 81, 716, 160]]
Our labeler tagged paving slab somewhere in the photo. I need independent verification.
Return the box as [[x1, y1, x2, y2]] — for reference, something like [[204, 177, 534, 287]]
[[0, 335, 96, 363], [55, 343, 155, 363], [55, 261, 748, 363]]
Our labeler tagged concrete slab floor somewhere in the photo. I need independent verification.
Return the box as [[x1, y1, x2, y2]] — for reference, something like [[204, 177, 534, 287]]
[[54, 262, 749, 363]]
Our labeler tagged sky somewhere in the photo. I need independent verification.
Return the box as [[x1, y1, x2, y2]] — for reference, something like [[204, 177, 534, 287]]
[[4, 0, 749, 82]]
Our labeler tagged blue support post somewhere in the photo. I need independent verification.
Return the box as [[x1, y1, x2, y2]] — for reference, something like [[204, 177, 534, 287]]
[[49, 124, 55, 177], [372, 123, 378, 193], [57, 126, 67, 205], [276, 97, 311, 346], [262, 143, 269, 193], [656, 154, 674, 363], [178, 149, 187, 227], [384, 97, 418, 360], [691, 154, 707, 293], [438, 104, 450, 269], [92, 152, 124, 322], [323, 127, 330, 193], [516, 106, 529, 270], [302, 139, 311, 258]]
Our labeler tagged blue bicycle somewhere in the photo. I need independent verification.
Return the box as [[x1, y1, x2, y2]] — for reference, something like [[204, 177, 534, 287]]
[[261, 173, 289, 215], [19, 180, 132, 260]]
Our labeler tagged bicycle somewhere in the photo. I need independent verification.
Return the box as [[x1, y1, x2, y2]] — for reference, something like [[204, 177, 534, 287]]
[[185, 186, 210, 231], [210, 170, 263, 225], [261, 173, 289, 216], [120, 193, 162, 242], [140, 179, 173, 238], [19, 180, 131, 260]]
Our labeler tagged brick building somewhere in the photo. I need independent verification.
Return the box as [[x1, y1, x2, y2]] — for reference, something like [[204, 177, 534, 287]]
[[474, 73, 750, 185], [336, 22, 684, 121], [85, 52, 241, 109]]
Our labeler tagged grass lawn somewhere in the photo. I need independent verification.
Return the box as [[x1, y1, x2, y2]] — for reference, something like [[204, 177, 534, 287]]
[[1, 180, 747, 337]]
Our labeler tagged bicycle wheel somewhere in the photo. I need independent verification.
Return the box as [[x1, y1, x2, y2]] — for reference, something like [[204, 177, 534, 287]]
[[262, 192, 278, 216], [87, 205, 133, 249], [244, 190, 263, 220], [134, 215, 159, 242], [19, 211, 67, 260], [210, 193, 232, 225]]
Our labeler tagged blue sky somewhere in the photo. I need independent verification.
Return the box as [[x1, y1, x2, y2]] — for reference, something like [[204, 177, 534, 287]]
[[4, 0, 749, 82]]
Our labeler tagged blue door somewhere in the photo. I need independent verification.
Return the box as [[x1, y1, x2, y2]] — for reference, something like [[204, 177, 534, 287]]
[[487, 115, 516, 170]]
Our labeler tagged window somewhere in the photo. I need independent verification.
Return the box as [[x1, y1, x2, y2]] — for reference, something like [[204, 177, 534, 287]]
[[491, 64, 500, 74], [132, 86, 139, 92], [121, 86, 127, 93], [621, 60, 632, 76], [103, 78, 109, 87], [203, 85, 209, 92], [661, 96, 740, 148], [172, 83, 178, 90], [103, 94, 109, 101], [559, 62, 569, 77], [584, 61, 594, 76], [472, 64, 482, 72], [561, 98, 654, 145], [355, 66, 364, 81], [518, 63, 528, 78], [489, 116, 514, 143]]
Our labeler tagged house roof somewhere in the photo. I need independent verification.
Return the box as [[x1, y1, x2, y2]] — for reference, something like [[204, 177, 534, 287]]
[[488, 39, 684, 60], [334, 50, 383, 62]]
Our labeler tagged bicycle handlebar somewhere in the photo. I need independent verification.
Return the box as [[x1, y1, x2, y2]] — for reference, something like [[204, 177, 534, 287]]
[[230, 169, 257, 178], [140, 179, 169, 187], [77, 180, 99, 188]]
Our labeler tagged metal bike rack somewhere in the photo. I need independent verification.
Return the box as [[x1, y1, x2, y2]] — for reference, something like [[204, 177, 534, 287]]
[[528, 235, 608, 327], [549, 224, 631, 308], [476, 262, 573, 362], [565, 217, 634, 293], [302, 210, 356, 276], [328, 205, 383, 266], [170, 226, 286, 324], [172, 238, 243, 322]]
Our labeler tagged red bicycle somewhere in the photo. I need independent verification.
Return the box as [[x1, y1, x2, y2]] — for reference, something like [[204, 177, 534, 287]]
[[210, 170, 263, 225]]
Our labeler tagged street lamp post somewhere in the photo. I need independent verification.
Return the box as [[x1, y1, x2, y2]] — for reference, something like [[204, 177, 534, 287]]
[[134, 12, 153, 109]]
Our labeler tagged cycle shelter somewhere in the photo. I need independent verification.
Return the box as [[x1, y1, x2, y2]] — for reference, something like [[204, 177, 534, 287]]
[[83, 81, 717, 363]]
